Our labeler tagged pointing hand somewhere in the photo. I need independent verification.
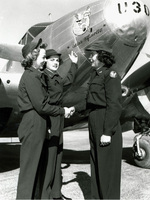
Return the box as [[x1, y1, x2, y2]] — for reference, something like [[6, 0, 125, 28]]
[[69, 51, 78, 63]]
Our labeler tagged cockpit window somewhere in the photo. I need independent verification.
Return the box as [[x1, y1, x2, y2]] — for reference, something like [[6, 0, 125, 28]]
[[18, 22, 52, 45]]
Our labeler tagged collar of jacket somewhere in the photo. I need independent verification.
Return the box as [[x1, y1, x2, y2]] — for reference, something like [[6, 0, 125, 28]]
[[27, 67, 47, 86], [44, 68, 59, 78], [95, 65, 107, 76], [28, 66, 43, 77]]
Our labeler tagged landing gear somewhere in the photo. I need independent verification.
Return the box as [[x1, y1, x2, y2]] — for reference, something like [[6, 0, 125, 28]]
[[120, 90, 150, 169], [133, 130, 150, 169]]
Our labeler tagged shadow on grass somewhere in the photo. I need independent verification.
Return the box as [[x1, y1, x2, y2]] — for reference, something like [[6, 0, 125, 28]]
[[63, 149, 90, 164], [0, 144, 137, 172], [63, 171, 91, 200], [0, 143, 20, 172], [63, 147, 137, 166]]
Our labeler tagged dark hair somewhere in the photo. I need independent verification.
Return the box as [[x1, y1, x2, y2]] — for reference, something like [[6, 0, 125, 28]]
[[21, 43, 47, 69], [97, 50, 115, 67]]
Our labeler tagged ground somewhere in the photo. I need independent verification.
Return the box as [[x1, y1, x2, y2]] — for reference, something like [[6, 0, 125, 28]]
[[0, 129, 150, 200]]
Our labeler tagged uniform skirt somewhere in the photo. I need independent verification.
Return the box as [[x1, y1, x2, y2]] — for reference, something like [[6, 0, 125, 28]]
[[88, 108, 122, 199], [17, 109, 47, 199]]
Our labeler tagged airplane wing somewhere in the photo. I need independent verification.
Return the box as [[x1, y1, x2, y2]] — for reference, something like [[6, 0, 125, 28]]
[[122, 61, 150, 92], [0, 43, 23, 62], [0, 21, 53, 64]]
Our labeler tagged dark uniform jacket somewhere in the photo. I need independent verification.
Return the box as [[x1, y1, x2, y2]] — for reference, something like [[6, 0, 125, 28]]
[[44, 62, 78, 104], [87, 65, 122, 136], [17, 67, 64, 116]]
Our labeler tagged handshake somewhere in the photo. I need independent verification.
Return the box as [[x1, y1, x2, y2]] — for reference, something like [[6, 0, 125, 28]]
[[64, 106, 75, 118]]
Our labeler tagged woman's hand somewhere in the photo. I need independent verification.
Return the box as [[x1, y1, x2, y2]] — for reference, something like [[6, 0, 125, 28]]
[[69, 51, 78, 63], [64, 106, 75, 118], [100, 135, 111, 146]]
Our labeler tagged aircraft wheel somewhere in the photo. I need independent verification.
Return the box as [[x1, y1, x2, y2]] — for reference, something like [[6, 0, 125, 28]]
[[133, 136, 150, 169]]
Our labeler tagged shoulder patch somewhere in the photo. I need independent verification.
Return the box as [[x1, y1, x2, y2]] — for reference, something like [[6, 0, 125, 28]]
[[110, 71, 117, 78]]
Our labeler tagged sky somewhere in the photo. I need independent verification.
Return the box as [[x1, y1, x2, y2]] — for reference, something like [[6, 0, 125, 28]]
[[0, 0, 96, 44], [0, 0, 150, 44]]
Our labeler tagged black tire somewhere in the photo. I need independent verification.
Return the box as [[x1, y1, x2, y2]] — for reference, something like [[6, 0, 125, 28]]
[[133, 136, 150, 169]]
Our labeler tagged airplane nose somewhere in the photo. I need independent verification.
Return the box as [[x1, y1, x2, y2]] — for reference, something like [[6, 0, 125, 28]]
[[103, 0, 150, 46]]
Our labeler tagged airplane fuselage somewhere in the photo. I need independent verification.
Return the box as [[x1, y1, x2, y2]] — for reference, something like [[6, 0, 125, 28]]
[[0, 0, 150, 135]]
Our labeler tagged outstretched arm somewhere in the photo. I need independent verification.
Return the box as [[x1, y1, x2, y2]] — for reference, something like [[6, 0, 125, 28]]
[[63, 51, 78, 86]]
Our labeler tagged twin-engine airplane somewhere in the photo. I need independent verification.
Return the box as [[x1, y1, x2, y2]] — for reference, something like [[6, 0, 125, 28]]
[[0, 0, 150, 168]]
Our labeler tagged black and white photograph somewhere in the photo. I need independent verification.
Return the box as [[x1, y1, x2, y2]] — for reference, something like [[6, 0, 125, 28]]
[[0, 0, 150, 199]]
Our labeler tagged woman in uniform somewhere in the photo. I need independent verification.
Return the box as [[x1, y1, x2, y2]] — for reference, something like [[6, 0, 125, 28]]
[[42, 49, 78, 200], [16, 39, 73, 199], [85, 44, 122, 199]]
